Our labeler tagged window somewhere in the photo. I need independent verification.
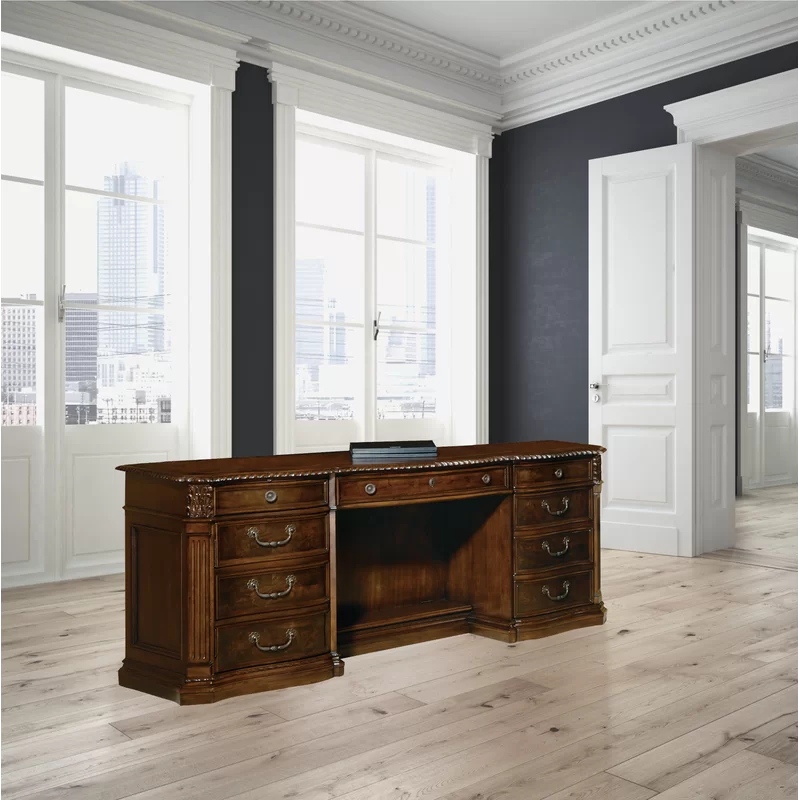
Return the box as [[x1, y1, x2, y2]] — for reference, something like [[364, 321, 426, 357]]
[[747, 230, 797, 415], [291, 111, 475, 452], [1, 64, 188, 427]]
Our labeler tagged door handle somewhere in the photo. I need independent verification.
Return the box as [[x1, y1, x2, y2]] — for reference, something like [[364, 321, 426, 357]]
[[589, 383, 602, 390]]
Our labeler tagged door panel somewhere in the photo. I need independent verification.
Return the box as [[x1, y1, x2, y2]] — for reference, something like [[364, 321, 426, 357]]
[[589, 144, 693, 556]]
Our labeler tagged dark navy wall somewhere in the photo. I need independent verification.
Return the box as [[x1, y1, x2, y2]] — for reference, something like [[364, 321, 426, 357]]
[[488, 44, 798, 445], [232, 62, 274, 456]]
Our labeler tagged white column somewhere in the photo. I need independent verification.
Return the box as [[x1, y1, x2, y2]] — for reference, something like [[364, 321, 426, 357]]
[[272, 81, 298, 454], [209, 85, 233, 459], [475, 152, 490, 444]]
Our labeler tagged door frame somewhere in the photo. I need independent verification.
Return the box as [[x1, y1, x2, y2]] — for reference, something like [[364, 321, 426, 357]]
[[666, 69, 798, 554]]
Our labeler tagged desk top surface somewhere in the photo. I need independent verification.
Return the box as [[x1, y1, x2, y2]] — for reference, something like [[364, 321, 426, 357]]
[[118, 441, 605, 484]]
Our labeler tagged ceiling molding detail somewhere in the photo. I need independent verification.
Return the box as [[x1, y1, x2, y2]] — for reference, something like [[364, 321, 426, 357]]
[[8, 0, 799, 131], [738, 153, 798, 189]]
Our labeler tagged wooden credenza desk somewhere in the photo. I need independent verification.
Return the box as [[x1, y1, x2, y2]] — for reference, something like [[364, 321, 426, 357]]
[[118, 441, 606, 704]]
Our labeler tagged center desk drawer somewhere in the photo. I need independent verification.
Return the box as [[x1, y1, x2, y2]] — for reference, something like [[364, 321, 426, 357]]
[[337, 466, 509, 507], [515, 487, 592, 529], [216, 512, 328, 566], [216, 610, 329, 672], [515, 459, 592, 488], [217, 562, 328, 620], [215, 480, 328, 516]]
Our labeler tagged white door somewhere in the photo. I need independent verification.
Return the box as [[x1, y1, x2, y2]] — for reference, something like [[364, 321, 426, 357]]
[[588, 143, 736, 556]]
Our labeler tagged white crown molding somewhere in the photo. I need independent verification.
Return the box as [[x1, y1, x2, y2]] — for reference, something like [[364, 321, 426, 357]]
[[738, 153, 798, 188], [5, 0, 797, 132], [1, 1, 240, 89]]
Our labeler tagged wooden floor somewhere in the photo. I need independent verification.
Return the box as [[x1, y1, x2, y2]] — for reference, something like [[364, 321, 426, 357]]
[[2, 493, 797, 800]]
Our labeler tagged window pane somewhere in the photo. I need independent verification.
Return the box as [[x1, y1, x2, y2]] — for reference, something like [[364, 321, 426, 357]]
[[765, 246, 795, 300], [746, 295, 760, 353], [377, 330, 438, 419], [296, 227, 364, 324], [296, 140, 364, 232], [295, 324, 362, 421], [65, 87, 183, 197], [66, 310, 172, 425], [1, 72, 44, 181], [765, 355, 794, 412], [765, 298, 794, 356], [377, 240, 436, 327], [1, 181, 44, 301], [747, 353, 759, 414], [747, 244, 760, 294], [377, 159, 441, 242], [65, 188, 167, 308], [1, 304, 40, 426]]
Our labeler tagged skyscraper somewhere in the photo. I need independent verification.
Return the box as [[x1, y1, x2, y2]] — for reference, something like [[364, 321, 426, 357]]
[[1, 300, 37, 401], [97, 162, 165, 357]]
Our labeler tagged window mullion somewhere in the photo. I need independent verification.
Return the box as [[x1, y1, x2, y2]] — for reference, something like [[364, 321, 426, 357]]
[[364, 149, 377, 442]]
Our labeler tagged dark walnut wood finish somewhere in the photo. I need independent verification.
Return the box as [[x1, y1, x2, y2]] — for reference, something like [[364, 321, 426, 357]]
[[118, 441, 606, 704]]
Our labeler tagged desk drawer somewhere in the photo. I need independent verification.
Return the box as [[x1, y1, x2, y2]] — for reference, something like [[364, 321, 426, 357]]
[[217, 563, 328, 620], [337, 466, 508, 507], [215, 610, 329, 672], [515, 528, 592, 573], [515, 570, 593, 616], [515, 488, 592, 529], [216, 513, 328, 566], [215, 480, 328, 516], [515, 459, 592, 489]]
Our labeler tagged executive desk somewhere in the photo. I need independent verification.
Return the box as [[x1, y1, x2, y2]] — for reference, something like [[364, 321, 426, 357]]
[[118, 441, 606, 704]]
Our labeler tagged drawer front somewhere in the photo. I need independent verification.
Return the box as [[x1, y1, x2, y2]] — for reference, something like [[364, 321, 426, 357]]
[[515, 459, 592, 489], [515, 570, 593, 616], [215, 480, 328, 516], [217, 563, 328, 620], [215, 611, 329, 672], [515, 488, 592, 529], [216, 513, 328, 566], [337, 466, 508, 507], [515, 528, 592, 573]]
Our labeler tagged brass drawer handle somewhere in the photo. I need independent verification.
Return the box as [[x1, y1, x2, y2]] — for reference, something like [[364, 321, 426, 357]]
[[265, 490, 278, 504], [364, 483, 377, 495], [541, 537, 570, 557], [482, 474, 491, 485], [429, 477, 437, 488], [541, 496, 570, 516], [246, 574, 296, 599], [249, 628, 296, 652], [554, 468, 564, 479], [542, 580, 570, 601], [248, 524, 295, 548]]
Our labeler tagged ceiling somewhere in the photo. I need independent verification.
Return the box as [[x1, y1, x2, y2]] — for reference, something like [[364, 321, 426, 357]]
[[350, 1, 641, 61], [758, 144, 798, 169]]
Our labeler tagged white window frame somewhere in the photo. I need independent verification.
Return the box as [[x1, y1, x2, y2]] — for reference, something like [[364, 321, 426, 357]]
[[271, 64, 492, 454]]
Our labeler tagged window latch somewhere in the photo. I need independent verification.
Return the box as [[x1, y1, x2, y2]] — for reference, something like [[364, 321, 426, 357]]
[[58, 284, 66, 323], [373, 311, 381, 341]]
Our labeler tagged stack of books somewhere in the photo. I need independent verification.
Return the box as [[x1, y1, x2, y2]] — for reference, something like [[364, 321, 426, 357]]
[[349, 440, 438, 463]]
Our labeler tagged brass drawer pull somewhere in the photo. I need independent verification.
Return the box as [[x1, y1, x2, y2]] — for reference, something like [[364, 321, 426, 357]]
[[248, 628, 296, 652], [264, 490, 278, 504], [248, 524, 295, 548], [542, 580, 570, 601], [554, 468, 564, 479], [542, 496, 570, 516], [246, 574, 296, 599], [542, 537, 570, 557], [429, 477, 437, 488], [364, 483, 377, 495], [482, 474, 491, 485]]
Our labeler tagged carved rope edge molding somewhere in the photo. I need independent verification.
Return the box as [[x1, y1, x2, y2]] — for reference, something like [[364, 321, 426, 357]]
[[242, 0, 743, 93], [124, 450, 605, 484], [502, 1, 736, 86]]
